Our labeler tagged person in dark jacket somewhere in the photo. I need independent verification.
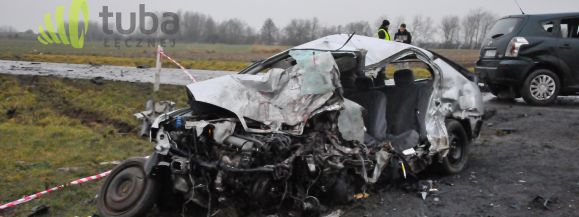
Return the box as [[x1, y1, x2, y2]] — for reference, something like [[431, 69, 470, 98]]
[[377, 20, 391, 41], [394, 23, 412, 44]]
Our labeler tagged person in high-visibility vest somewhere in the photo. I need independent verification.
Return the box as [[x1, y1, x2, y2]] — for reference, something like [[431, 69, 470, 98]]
[[378, 20, 391, 41], [375, 20, 391, 85]]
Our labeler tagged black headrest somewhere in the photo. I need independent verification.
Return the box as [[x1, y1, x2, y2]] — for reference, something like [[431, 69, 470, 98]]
[[355, 77, 374, 90], [335, 56, 357, 73], [394, 69, 415, 86]]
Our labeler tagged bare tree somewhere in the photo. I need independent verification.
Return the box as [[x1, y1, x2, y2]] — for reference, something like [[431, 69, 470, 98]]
[[244, 26, 258, 44], [260, 18, 279, 45], [440, 15, 460, 48], [282, 18, 320, 45], [218, 19, 251, 44], [180, 12, 208, 42], [461, 8, 496, 49], [0, 25, 16, 33], [319, 25, 343, 37], [309, 17, 320, 41], [19, 9, 500, 47], [477, 12, 497, 47], [344, 21, 372, 36], [462, 10, 479, 49], [410, 15, 435, 45], [202, 17, 218, 43]]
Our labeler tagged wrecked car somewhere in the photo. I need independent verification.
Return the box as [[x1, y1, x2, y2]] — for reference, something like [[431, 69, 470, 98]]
[[97, 34, 484, 217]]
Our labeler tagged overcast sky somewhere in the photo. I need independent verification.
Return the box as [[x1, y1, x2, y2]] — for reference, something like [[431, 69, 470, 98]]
[[1, 0, 578, 32]]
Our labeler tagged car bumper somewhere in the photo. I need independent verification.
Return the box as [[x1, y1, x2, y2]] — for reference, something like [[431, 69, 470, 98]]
[[475, 58, 533, 86]]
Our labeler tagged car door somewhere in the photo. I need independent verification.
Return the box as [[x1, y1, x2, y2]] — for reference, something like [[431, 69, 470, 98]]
[[557, 18, 579, 88]]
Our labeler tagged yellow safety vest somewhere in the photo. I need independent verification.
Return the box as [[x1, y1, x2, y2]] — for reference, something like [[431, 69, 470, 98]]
[[378, 29, 391, 41]]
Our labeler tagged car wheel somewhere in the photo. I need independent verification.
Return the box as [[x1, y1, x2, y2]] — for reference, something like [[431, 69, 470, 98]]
[[97, 158, 158, 217], [439, 119, 470, 175], [521, 69, 560, 106]]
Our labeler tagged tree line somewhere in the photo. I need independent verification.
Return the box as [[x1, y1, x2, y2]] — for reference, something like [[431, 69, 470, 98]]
[[0, 8, 498, 49]]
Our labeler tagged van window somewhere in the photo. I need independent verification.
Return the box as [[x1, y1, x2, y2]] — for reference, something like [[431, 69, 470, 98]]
[[542, 21, 554, 34], [561, 18, 579, 39], [487, 18, 523, 38], [560, 23, 569, 38]]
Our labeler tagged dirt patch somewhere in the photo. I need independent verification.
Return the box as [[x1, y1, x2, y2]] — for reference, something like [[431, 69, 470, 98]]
[[15, 75, 136, 133], [62, 107, 135, 133], [431, 49, 480, 68]]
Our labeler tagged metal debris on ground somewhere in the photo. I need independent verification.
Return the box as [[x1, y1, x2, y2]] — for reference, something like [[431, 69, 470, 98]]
[[134, 100, 176, 137], [419, 180, 436, 200], [496, 128, 517, 136], [90, 76, 105, 85], [354, 193, 369, 200], [57, 167, 82, 173], [323, 209, 344, 217], [99, 161, 121, 166], [441, 180, 454, 186], [530, 195, 557, 210]]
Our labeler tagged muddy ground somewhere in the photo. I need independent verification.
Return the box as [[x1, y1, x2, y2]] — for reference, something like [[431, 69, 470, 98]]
[[1, 66, 578, 216], [337, 97, 579, 217]]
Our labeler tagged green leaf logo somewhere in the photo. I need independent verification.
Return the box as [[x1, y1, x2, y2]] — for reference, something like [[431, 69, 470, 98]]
[[37, 0, 89, 48]]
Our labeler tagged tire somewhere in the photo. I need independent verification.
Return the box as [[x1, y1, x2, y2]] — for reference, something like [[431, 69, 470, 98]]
[[97, 158, 158, 217], [439, 119, 470, 175], [521, 69, 560, 106]]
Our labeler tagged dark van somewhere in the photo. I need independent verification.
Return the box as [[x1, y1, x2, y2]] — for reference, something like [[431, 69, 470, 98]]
[[476, 13, 579, 105]]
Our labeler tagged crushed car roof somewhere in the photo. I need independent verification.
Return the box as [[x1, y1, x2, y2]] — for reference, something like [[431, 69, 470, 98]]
[[292, 34, 433, 67]]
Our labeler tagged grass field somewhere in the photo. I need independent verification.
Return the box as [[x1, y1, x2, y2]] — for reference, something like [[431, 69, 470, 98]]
[[0, 38, 480, 71], [0, 74, 189, 216]]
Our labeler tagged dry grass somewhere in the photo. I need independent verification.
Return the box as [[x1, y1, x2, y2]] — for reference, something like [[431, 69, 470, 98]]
[[0, 74, 188, 216]]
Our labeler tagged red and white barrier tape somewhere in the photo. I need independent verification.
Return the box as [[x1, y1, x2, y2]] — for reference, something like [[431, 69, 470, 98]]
[[158, 49, 197, 83], [0, 170, 112, 210]]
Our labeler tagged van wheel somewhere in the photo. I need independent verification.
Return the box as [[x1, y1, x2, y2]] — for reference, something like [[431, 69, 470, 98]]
[[521, 69, 560, 106], [439, 120, 470, 175], [97, 158, 158, 217]]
